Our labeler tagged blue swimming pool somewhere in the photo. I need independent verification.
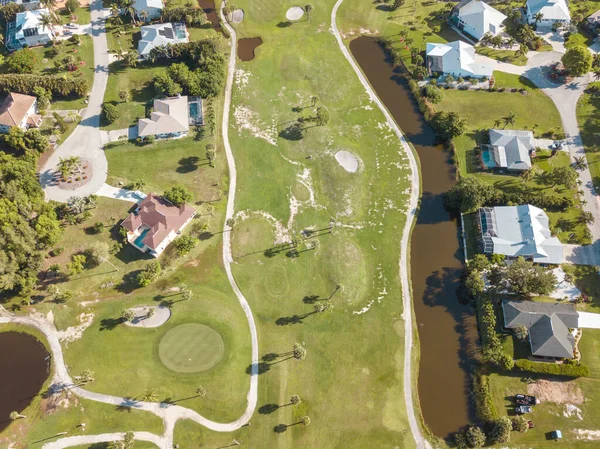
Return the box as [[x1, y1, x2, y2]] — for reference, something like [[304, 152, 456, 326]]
[[190, 102, 199, 117], [134, 228, 150, 248], [481, 149, 495, 168]]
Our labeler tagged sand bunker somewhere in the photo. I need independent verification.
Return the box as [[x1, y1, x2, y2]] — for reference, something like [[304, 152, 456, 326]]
[[231, 9, 244, 23], [335, 151, 359, 173], [125, 306, 171, 328], [286, 6, 304, 21]]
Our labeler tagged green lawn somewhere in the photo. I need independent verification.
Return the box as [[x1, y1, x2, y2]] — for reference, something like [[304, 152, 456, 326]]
[[576, 82, 600, 191], [476, 46, 527, 66], [57, 5, 92, 25], [462, 212, 479, 261]]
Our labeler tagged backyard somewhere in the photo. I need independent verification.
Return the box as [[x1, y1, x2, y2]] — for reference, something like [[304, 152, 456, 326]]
[[576, 82, 600, 190]]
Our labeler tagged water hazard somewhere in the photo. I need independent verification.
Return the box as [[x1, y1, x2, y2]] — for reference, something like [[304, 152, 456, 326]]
[[238, 37, 263, 62], [0, 332, 50, 431], [349, 36, 478, 438], [198, 0, 222, 33]]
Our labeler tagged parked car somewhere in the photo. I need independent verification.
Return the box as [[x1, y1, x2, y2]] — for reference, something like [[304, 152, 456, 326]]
[[549, 141, 563, 150], [516, 394, 539, 405], [63, 30, 73, 35], [133, 190, 147, 200], [516, 405, 533, 414], [65, 23, 79, 29]]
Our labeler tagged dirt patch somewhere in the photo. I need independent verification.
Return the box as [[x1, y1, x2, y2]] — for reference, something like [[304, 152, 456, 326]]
[[41, 389, 79, 416], [527, 379, 584, 405], [575, 429, 600, 440], [56, 312, 94, 344]]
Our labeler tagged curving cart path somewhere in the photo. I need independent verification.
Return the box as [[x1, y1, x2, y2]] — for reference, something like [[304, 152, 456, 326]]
[[331, 1, 430, 448], [0, 5, 258, 449]]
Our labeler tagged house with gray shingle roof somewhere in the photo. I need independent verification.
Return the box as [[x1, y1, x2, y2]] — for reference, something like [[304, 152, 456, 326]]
[[502, 300, 578, 359], [481, 129, 533, 172], [138, 96, 189, 139]]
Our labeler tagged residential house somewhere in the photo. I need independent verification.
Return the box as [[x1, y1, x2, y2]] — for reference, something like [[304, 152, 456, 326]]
[[133, 0, 163, 21], [586, 10, 600, 30], [426, 41, 493, 79], [138, 22, 189, 59], [0, 92, 42, 133], [121, 193, 196, 257], [502, 300, 578, 359], [481, 129, 533, 171], [138, 96, 190, 139], [478, 205, 563, 264], [6, 8, 55, 51], [0, 0, 40, 9], [450, 0, 507, 41], [526, 0, 570, 29]]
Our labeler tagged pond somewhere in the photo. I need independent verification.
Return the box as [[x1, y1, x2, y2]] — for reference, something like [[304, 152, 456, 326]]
[[0, 331, 50, 432], [198, 0, 222, 33], [350, 36, 479, 438], [238, 37, 263, 62]]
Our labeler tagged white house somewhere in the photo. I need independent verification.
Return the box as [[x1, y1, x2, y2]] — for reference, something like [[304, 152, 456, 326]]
[[138, 96, 190, 139], [426, 41, 493, 78], [0, 92, 42, 133], [121, 193, 196, 257], [479, 205, 563, 264], [138, 22, 189, 59], [526, 0, 570, 29], [481, 129, 534, 171], [133, 0, 163, 21], [451, 0, 507, 41], [0, 0, 40, 9], [6, 8, 55, 51]]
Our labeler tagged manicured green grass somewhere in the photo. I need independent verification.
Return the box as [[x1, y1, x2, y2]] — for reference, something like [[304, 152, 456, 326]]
[[57, 5, 92, 25], [476, 46, 527, 66], [462, 212, 479, 261], [159, 323, 225, 372], [579, 329, 600, 378], [576, 82, 600, 190], [563, 264, 600, 313]]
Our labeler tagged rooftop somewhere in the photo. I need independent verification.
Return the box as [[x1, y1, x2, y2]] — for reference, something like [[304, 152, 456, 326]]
[[527, 0, 570, 21], [138, 22, 188, 57], [454, 0, 507, 39], [138, 96, 189, 137], [485, 129, 533, 171], [0, 92, 36, 127]]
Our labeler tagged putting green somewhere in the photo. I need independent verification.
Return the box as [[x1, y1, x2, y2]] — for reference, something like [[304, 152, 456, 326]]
[[159, 323, 224, 373]]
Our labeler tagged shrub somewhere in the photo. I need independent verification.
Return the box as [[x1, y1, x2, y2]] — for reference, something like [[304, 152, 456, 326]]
[[136, 261, 161, 287], [84, 241, 109, 267], [512, 415, 528, 433], [102, 103, 118, 124], [422, 84, 443, 103], [174, 234, 199, 256], [514, 359, 590, 377], [163, 185, 193, 206], [465, 425, 486, 447], [0, 74, 88, 98], [91, 221, 104, 234], [55, 289, 74, 303], [489, 417, 512, 444], [472, 369, 497, 422]]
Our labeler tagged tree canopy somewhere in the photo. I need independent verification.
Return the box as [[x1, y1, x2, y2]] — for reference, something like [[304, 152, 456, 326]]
[[562, 46, 592, 77], [163, 185, 193, 206]]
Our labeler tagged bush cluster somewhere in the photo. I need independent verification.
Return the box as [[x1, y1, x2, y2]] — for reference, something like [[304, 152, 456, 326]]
[[514, 359, 590, 377], [0, 74, 88, 98]]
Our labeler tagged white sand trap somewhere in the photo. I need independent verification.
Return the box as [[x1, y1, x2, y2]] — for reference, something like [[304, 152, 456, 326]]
[[125, 306, 171, 328], [286, 6, 304, 21], [335, 151, 359, 173], [231, 9, 244, 23]]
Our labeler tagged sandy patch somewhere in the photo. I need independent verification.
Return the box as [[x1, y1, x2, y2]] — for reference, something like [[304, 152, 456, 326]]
[[286, 6, 304, 21], [576, 429, 600, 440], [335, 150, 360, 173], [231, 9, 244, 23], [564, 403, 583, 420], [527, 379, 584, 405], [57, 312, 94, 344], [233, 105, 277, 145], [125, 306, 171, 328]]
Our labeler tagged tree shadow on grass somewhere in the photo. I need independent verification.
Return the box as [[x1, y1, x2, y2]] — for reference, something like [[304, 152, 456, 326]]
[[274, 424, 288, 433], [176, 156, 201, 173], [115, 270, 142, 294], [279, 122, 304, 141], [259, 403, 280, 414], [245, 362, 270, 375], [277, 21, 292, 28], [100, 317, 122, 331]]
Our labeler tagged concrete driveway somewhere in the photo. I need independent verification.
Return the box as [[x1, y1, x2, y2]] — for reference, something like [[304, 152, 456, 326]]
[[563, 244, 599, 266], [39, 2, 111, 203], [578, 312, 600, 329], [96, 184, 139, 203]]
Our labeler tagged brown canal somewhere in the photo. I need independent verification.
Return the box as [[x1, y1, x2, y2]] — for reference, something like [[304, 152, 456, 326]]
[[0, 332, 50, 431], [350, 36, 479, 438], [238, 37, 263, 62], [198, 0, 222, 33]]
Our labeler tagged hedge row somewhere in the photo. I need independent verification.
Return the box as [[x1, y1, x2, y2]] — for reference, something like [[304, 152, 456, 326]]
[[472, 368, 498, 423], [0, 74, 89, 98], [514, 359, 590, 378]]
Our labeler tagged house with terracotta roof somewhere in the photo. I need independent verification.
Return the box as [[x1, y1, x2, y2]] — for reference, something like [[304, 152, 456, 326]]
[[138, 96, 189, 139], [0, 92, 42, 134], [121, 193, 195, 257]]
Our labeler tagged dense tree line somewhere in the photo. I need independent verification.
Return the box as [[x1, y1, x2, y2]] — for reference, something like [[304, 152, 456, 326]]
[[0, 152, 61, 294], [0, 74, 89, 99], [150, 39, 226, 98]]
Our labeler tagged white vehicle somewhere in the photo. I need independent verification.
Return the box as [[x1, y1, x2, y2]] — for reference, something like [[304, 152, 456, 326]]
[[65, 23, 79, 29], [133, 190, 147, 200]]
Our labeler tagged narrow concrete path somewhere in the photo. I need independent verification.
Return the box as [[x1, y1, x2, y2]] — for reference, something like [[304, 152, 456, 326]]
[[331, 2, 429, 449], [39, 0, 111, 202]]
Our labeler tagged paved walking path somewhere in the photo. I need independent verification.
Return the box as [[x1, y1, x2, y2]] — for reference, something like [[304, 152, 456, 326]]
[[39, 0, 111, 202], [331, 2, 428, 448]]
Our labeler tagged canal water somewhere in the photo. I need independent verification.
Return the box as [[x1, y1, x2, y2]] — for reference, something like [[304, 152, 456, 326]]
[[238, 37, 263, 62], [198, 0, 222, 33], [0, 332, 50, 431], [349, 36, 478, 438]]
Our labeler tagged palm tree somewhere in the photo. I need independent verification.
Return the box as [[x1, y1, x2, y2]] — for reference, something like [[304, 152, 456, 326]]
[[305, 3, 313, 20], [293, 343, 307, 360], [514, 324, 528, 341], [520, 168, 535, 183], [493, 119, 501, 128], [574, 156, 587, 171], [123, 50, 139, 67], [594, 69, 600, 81], [290, 395, 301, 406], [141, 388, 158, 402], [502, 111, 516, 128], [40, 0, 59, 20], [39, 13, 54, 34], [131, 178, 146, 190], [196, 385, 207, 398], [9, 411, 25, 420], [300, 416, 311, 426], [533, 12, 543, 24], [516, 43, 528, 58], [138, 9, 149, 22], [579, 210, 595, 225]]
